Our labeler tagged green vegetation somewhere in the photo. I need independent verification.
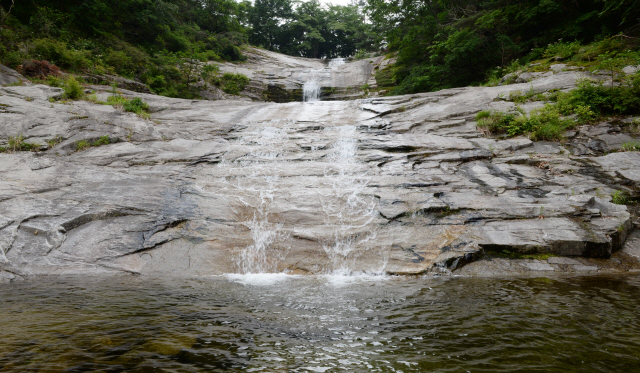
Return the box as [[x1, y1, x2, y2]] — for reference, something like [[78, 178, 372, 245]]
[[552, 75, 640, 120], [123, 97, 149, 115], [478, 69, 640, 141], [621, 141, 640, 151], [217, 72, 249, 95], [105, 94, 151, 119], [611, 190, 631, 205], [75, 136, 111, 152], [0, 0, 377, 99], [63, 76, 83, 100], [476, 105, 574, 141], [0, 135, 39, 152], [0, 0, 253, 99], [46, 135, 62, 148], [366, 0, 640, 95], [250, 0, 376, 58]]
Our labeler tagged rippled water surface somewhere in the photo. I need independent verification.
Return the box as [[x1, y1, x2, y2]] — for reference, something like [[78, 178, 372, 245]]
[[2, 274, 640, 372]]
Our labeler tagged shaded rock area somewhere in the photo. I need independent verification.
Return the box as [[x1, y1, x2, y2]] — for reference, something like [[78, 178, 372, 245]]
[[79, 73, 152, 94], [0, 64, 28, 86], [212, 47, 394, 102], [1, 65, 639, 281]]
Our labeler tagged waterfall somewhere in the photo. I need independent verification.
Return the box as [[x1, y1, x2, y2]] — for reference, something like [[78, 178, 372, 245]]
[[303, 75, 321, 102], [302, 58, 346, 102], [318, 125, 379, 274], [327, 57, 346, 68]]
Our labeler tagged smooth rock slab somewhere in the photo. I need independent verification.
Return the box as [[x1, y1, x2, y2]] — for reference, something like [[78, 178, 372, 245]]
[[0, 67, 638, 279]]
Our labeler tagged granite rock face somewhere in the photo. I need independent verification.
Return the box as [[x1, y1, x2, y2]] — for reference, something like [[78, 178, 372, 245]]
[[0, 64, 28, 86], [212, 47, 394, 102], [0, 66, 639, 280]]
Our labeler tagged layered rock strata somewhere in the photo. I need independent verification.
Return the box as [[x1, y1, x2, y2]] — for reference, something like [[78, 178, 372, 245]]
[[0, 69, 639, 281]]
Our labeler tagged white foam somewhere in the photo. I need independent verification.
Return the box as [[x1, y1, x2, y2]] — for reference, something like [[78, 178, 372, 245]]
[[301, 367, 332, 372], [224, 273, 300, 286]]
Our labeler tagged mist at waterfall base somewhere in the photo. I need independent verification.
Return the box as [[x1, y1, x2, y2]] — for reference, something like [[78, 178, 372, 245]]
[[2, 275, 640, 372]]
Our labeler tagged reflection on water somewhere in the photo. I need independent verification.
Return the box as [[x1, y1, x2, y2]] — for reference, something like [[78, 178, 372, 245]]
[[2, 275, 640, 372]]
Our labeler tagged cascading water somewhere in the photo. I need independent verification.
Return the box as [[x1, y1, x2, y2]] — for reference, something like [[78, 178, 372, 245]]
[[302, 57, 347, 102], [205, 123, 292, 274], [201, 58, 383, 275], [327, 57, 346, 68], [318, 125, 380, 274], [302, 75, 321, 102]]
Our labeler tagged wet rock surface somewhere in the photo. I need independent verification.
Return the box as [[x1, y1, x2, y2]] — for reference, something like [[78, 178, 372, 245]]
[[1, 67, 639, 280], [214, 47, 393, 102]]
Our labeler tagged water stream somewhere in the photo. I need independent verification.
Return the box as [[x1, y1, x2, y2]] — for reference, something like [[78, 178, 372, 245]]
[[2, 275, 640, 372], [302, 58, 346, 102]]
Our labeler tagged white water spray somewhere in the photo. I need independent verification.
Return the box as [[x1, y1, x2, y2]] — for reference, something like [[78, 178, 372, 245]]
[[318, 125, 379, 274], [303, 75, 321, 102]]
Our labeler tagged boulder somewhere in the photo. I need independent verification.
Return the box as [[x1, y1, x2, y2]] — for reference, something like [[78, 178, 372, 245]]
[[80, 73, 152, 93], [0, 64, 27, 86]]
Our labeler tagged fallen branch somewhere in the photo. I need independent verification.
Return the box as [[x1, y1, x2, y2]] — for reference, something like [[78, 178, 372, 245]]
[[0, 0, 15, 25]]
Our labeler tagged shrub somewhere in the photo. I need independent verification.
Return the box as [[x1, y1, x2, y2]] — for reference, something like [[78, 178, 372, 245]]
[[544, 41, 582, 59], [106, 95, 127, 107], [46, 74, 62, 87], [92, 136, 110, 146], [219, 72, 249, 95], [75, 139, 90, 151], [611, 190, 631, 205], [7, 135, 39, 152], [19, 59, 60, 79], [63, 76, 84, 100], [477, 105, 574, 140], [621, 141, 640, 151], [123, 97, 149, 114], [32, 38, 90, 70]]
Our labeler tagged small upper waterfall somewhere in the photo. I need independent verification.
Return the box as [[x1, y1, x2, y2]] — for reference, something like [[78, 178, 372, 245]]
[[302, 75, 321, 102], [327, 57, 346, 68], [302, 57, 347, 102]]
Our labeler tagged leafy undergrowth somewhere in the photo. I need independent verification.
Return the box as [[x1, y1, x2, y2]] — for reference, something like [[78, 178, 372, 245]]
[[75, 136, 112, 152], [106, 92, 151, 119], [476, 105, 575, 141], [484, 37, 640, 87], [0, 135, 39, 153], [215, 72, 249, 95], [478, 72, 640, 140]]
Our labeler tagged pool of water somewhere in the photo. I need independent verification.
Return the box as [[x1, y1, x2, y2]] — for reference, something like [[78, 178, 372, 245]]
[[1, 274, 640, 372]]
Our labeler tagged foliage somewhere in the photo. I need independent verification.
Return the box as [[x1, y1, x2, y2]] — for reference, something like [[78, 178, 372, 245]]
[[63, 75, 83, 100], [106, 95, 127, 107], [611, 190, 631, 205], [551, 75, 640, 120], [218, 72, 249, 94], [249, 0, 376, 59], [477, 105, 574, 141], [5, 134, 38, 152], [19, 59, 60, 79], [75, 136, 110, 152], [123, 97, 149, 115], [46, 135, 62, 148], [365, 0, 640, 95], [106, 94, 150, 119], [621, 141, 640, 151], [75, 139, 90, 151], [0, 0, 253, 99]]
